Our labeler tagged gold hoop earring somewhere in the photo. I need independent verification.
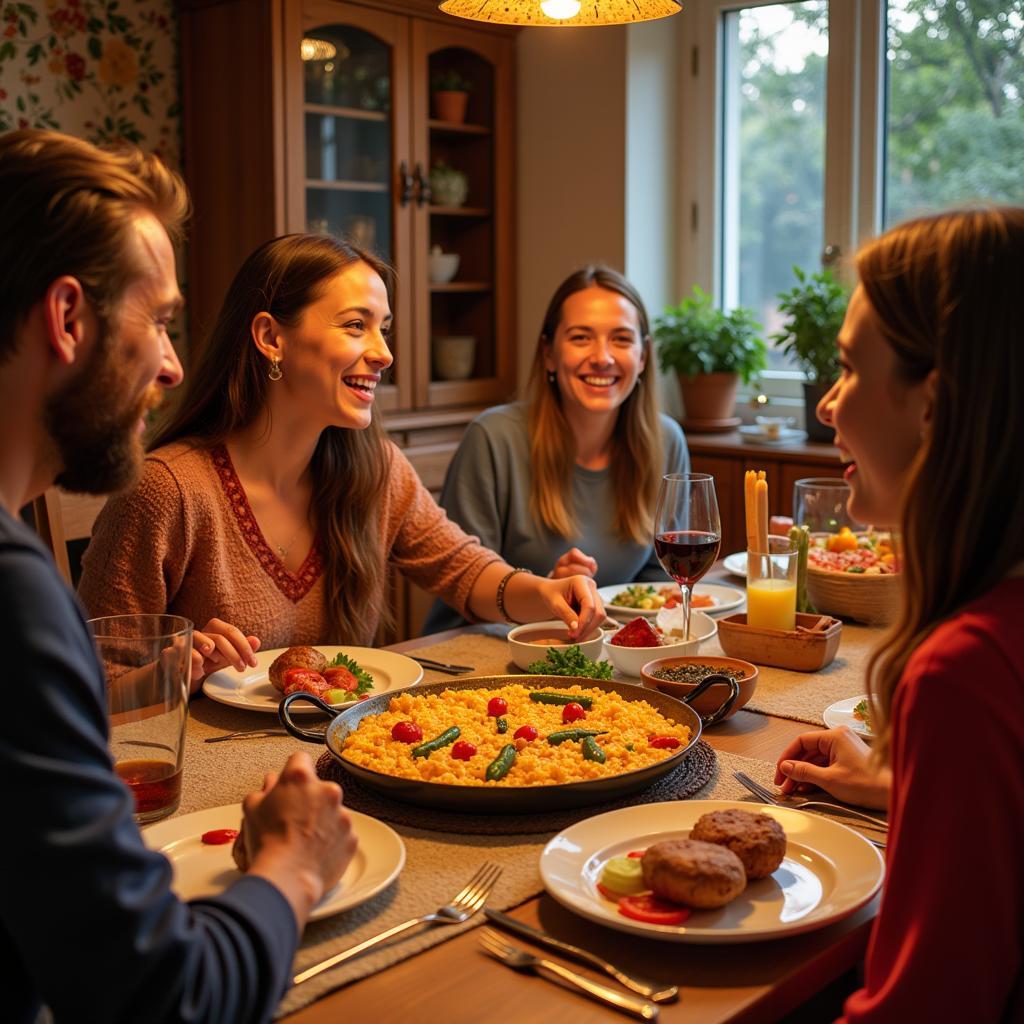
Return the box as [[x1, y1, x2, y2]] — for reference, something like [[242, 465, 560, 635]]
[[268, 357, 282, 381]]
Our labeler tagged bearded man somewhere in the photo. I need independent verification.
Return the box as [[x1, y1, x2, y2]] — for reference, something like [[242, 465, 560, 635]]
[[0, 130, 356, 1024]]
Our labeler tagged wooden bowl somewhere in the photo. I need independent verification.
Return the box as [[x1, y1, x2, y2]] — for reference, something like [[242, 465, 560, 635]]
[[806, 567, 900, 626], [717, 613, 842, 671], [640, 656, 758, 720]]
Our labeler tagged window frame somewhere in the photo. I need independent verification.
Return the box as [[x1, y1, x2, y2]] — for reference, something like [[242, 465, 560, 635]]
[[676, 0, 884, 402]]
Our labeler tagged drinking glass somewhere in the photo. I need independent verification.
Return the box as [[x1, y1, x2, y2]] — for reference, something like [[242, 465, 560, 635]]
[[793, 477, 863, 535], [653, 473, 722, 643], [747, 536, 799, 632], [90, 614, 193, 824]]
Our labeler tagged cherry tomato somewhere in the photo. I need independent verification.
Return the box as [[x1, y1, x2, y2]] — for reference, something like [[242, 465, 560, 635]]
[[617, 894, 691, 926], [451, 740, 477, 761], [596, 881, 621, 902], [391, 721, 423, 744], [561, 702, 586, 724], [649, 735, 681, 750], [513, 724, 538, 741], [201, 829, 239, 846], [487, 697, 508, 717], [322, 666, 358, 692], [283, 668, 328, 696], [627, 850, 647, 859]]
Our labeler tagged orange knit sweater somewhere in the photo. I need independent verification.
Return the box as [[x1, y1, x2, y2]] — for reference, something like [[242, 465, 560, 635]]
[[78, 441, 500, 646]]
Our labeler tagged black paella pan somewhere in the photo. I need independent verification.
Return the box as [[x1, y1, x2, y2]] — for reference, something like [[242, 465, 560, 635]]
[[279, 673, 738, 813]]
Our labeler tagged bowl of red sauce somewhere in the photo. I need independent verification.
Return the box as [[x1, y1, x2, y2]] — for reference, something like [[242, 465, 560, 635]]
[[603, 612, 717, 678], [507, 620, 606, 672]]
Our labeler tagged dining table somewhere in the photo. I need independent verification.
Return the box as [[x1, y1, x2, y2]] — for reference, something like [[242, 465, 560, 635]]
[[173, 567, 885, 1023]]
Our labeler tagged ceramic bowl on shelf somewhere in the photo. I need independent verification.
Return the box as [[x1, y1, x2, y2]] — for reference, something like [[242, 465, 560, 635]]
[[603, 611, 718, 678], [507, 621, 606, 672], [428, 247, 459, 284]]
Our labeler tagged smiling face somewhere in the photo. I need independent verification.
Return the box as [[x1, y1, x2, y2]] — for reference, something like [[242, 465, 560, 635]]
[[273, 260, 393, 431], [816, 286, 933, 526], [543, 286, 647, 422]]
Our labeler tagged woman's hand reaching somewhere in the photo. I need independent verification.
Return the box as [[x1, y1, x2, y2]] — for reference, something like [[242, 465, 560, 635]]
[[549, 547, 598, 580], [774, 726, 891, 810], [534, 574, 604, 641], [190, 617, 261, 691]]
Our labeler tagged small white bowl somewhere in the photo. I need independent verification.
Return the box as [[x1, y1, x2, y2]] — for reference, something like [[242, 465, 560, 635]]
[[603, 610, 718, 678], [507, 620, 605, 672], [428, 251, 460, 284]]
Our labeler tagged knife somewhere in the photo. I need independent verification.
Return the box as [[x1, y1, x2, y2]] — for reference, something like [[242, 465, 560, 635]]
[[484, 909, 679, 1003]]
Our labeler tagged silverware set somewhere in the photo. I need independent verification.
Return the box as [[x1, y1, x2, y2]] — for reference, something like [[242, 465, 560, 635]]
[[733, 770, 888, 847]]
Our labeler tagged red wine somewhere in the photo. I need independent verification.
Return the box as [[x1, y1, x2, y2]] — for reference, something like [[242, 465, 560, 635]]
[[655, 531, 721, 586]]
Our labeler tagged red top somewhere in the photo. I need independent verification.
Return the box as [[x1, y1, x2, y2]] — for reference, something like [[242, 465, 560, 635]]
[[842, 579, 1024, 1022]]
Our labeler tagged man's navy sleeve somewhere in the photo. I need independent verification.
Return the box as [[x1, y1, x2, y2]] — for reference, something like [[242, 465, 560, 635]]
[[0, 512, 298, 1024]]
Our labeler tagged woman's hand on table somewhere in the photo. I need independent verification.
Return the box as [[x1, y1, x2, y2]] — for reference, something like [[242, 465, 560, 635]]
[[548, 547, 598, 580], [243, 752, 357, 926], [774, 726, 891, 811], [190, 617, 261, 691]]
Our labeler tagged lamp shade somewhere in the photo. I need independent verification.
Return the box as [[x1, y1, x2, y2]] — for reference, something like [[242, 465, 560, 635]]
[[438, 0, 681, 27]]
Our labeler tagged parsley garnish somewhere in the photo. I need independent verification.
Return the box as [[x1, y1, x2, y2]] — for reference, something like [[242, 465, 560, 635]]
[[525, 645, 613, 680]]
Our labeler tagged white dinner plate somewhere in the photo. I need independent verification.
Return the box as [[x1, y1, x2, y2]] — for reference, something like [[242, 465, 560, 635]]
[[143, 805, 405, 923], [540, 799, 883, 943], [722, 552, 747, 578], [202, 646, 423, 715], [598, 582, 745, 619], [823, 695, 875, 739]]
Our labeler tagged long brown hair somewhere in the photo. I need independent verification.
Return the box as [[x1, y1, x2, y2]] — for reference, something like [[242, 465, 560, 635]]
[[864, 207, 1024, 763], [152, 234, 394, 643], [526, 266, 664, 544]]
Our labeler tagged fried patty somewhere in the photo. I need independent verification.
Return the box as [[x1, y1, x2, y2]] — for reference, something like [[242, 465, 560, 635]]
[[268, 645, 327, 692], [641, 838, 746, 909], [231, 823, 249, 872], [690, 808, 786, 880]]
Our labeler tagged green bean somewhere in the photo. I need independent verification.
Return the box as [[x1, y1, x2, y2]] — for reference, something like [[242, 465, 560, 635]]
[[411, 726, 460, 759], [529, 692, 594, 708], [581, 736, 606, 763], [496, 717, 508, 734], [485, 744, 517, 781], [546, 728, 608, 746]]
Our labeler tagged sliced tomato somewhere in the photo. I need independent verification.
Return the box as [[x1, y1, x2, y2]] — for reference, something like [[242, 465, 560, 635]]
[[627, 850, 647, 859], [201, 828, 239, 846], [322, 666, 358, 692], [596, 881, 622, 902], [617, 894, 691, 926]]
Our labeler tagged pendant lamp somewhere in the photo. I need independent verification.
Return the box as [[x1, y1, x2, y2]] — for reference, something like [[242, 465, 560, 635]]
[[438, 0, 681, 27]]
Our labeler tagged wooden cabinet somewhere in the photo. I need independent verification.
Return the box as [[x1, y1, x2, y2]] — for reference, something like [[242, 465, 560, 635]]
[[181, 0, 516, 417], [688, 433, 844, 553]]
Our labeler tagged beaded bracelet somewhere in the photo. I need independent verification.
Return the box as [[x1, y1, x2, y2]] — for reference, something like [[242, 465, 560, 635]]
[[496, 567, 530, 624]]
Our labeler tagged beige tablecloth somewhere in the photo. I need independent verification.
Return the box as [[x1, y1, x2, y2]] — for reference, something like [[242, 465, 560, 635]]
[[174, 698, 789, 1018]]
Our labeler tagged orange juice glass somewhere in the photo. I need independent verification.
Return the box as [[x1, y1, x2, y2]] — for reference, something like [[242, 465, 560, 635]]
[[747, 539, 799, 632]]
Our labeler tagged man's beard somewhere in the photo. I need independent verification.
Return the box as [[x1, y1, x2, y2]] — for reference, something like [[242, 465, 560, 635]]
[[44, 323, 162, 495]]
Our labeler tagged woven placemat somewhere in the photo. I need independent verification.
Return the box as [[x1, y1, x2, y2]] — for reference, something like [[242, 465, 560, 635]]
[[315, 740, 717, 835]]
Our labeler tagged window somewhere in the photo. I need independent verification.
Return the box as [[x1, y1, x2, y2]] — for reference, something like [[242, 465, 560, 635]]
[[680, 0, 1024, 397]]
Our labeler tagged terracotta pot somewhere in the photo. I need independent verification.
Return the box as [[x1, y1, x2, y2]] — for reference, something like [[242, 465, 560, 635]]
[[803, 380, 835, 443], [432, 90, 468, 123], [677, 371, 739, 422]]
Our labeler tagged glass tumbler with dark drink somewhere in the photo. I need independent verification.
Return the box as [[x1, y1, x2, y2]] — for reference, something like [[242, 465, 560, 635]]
[[654, 474, 721, 644], [89, 614, 193, 824]]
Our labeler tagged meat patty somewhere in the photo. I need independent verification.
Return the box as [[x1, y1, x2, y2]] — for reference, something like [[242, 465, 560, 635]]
[[231, 823, 249, 872], [269, 645, 327, 692], [641, 838, 746, 909], [690, 808, 786, 880]]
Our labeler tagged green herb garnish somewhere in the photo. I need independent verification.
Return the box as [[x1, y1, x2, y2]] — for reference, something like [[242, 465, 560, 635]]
[[525, 644, 613, 680], [327, 651, 375, 700]]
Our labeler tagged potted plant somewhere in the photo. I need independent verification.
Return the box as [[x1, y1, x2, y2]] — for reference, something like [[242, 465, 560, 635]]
[[772, 267, 849, 443], [654, 286, 767, 428], [428, 161, 469, 207], [430, 69, 472, 124]]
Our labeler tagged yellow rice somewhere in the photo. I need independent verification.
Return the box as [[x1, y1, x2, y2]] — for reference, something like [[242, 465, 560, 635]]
[[340, 683, 690, 787]]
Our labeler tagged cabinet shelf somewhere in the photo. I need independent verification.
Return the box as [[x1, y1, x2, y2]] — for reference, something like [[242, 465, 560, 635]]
[[306, 178, 388, 193], [429, 119, 491, 136], [429, 205, 490, 217], [429, 282, 491, 293], [306, 103, 388, 122]]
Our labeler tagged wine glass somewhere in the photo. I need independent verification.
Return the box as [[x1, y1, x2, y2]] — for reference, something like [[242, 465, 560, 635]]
[[653, 473, 722, 643]]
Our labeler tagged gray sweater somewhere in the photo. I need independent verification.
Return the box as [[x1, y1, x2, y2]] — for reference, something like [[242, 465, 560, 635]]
[[423, 402, 689, 633]]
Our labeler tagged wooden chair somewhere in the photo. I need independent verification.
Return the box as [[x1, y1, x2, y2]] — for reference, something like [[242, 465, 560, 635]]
[[28, 488, 108, 586]]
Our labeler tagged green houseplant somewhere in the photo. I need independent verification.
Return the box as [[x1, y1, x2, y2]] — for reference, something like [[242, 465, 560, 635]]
[[654, 286, 767, 427], [772, 266, 849, 442], [430, 69, 472, 124]]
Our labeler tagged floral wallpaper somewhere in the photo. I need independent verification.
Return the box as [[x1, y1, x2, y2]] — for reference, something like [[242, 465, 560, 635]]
[[0, 0, 179, 166]]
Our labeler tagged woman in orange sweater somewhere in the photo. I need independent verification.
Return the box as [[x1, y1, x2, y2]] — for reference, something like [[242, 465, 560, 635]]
[[79, 235, 603, 683], [774, 207, 1024, 1020]]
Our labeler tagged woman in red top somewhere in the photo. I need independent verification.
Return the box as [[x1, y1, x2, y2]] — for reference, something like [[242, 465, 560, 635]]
[[774, 207, 1024, 1020]]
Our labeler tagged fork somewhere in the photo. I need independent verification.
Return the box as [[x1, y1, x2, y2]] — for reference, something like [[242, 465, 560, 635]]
[[204, 728, 290, 743], [734, 771, 889, 832], [478, 929, 659, 1021], [292, 861, 502, 985]]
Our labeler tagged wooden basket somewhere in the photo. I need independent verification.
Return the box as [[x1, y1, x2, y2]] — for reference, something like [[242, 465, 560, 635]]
[[806, 567, 900, 626], [717, 613, 842, 672]]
